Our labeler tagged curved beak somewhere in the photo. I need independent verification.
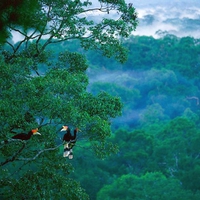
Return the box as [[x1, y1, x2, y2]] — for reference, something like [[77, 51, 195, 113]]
[[61, 126, 68, 131], [34, 132, 41, 135]]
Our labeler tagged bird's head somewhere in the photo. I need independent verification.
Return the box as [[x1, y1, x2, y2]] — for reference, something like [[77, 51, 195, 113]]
[[32, 128, 41, 135], [61, 125, 68, 132]]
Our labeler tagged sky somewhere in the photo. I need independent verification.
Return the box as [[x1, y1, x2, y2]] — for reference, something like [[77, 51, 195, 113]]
[[11, 0, 200, 43], [90, 0, 200, 38], [130, 0, 200, 38]]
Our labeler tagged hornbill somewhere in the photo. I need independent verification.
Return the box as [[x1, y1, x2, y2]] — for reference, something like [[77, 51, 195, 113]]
[[12, 128, 41, 140], [61, 126, 78, 159]]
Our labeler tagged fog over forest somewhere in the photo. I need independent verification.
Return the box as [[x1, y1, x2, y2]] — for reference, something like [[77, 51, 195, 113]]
[[84, 0, 200, 129], [90, 0, 200, 38], [43, 2, 200, 198], [1, 1, 200, 199]]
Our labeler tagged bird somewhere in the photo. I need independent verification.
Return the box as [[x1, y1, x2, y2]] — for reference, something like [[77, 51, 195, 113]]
[[12, 128, 41, 140], [61, 126, 71, 142], [61, 126, 78, 141], [61, 126, 78, 159]]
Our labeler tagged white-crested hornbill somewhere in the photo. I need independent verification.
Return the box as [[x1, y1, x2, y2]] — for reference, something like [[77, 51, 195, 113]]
[[12, 128, 41, 140], [61, 126, 78, 159]]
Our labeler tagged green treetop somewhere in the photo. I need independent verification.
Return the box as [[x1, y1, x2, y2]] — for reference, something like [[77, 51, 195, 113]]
[[0, 0, 138, 199]]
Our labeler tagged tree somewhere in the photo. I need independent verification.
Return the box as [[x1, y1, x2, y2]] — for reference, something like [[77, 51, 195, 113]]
[[0, 0, 138, 198], [0, 0, 40, 43], [97, 172, 200, 200], [152, 117, 200, 191], [139, 103, 167, 126]]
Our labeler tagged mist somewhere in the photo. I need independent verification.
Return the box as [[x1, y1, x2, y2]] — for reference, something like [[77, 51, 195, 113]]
[[133, 1, 200, 38], [88, 0, 200, 38]]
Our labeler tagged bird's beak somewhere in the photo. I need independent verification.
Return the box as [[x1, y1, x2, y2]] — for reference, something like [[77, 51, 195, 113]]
[[34, 132, 41, 135], [61, 126, 68, 131]]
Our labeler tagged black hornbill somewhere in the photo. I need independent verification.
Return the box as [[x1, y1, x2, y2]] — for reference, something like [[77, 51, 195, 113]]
[[61, 126, 78, 159], [12, 128, 41, 140]]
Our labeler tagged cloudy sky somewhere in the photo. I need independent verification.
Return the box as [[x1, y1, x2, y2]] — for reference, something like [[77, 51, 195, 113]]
[[90, 0, 200, 38], [131, 0, 200, 38], [11, 0, 200, 43]]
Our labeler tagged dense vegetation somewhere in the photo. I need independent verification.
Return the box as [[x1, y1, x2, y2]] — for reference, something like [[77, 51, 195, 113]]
[[1, 0, 200, 199], [51, 35, 200, 199], [0, 0, 138, 199]]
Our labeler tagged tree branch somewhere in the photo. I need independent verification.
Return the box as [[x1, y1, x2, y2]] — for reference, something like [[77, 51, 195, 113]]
[[9, 26, 27, 37], [13, 37, 27, 55], [0, 142, 26, 166], [82, 7, 102, 13], [5, 41, 15, 52], [16, 143, 63, 161], [35, 5, 52, 53], [25, 28, 38, 50], [1, 138, 26, 146], [186, 96, 199, 105]]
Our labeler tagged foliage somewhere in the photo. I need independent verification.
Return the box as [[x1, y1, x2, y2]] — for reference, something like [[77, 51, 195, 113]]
[[1, 0, 200, 198], [65, 35, 200, 199], [97, 172, 200, 200], [0, 0, 138, 199], [0, 0, 40, 43]]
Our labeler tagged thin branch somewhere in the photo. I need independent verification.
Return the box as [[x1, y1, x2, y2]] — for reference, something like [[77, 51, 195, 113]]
[[9, 27, 27, 37], [0, 142, 26, 166], [39, 33, 55, 53], [13, 37, 27, 54], [34, 69, 41, 76], [81, 2, 116, 14], [36, 5, 52, 53], [30, 30, 53, 40], [25, 28, 38, 50], [1, 138, 26, 146], [186, 96, 199, 105], [49, 36, 82, 44], [39, 11, 79, 52], [16, 143, 63, 161], [39, 17, 65, 52], [43, 31, 94, 46], [5, 41, 15, 51], [82, 7, 102, 13]]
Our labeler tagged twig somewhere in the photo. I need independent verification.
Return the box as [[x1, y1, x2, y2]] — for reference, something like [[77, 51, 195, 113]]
[[16, 144, 63, 161], [5, 41, 15, 51], [0, 142, 26, 166], [186, 96, 199, 105], [0, 138, 26, 146]]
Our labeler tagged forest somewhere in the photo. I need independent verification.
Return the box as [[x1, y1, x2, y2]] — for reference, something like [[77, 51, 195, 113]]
[[55, 34, 200, 199], [0, 0, 200, 199]]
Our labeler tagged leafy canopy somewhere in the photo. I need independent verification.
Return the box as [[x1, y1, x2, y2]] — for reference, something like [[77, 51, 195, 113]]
[[0, 0, 138, 199]]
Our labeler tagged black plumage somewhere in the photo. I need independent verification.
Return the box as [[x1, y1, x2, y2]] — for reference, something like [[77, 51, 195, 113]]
[[63, 128, 77, 142], [12, 129, 41, 140], [61, 126, 78, 159]]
